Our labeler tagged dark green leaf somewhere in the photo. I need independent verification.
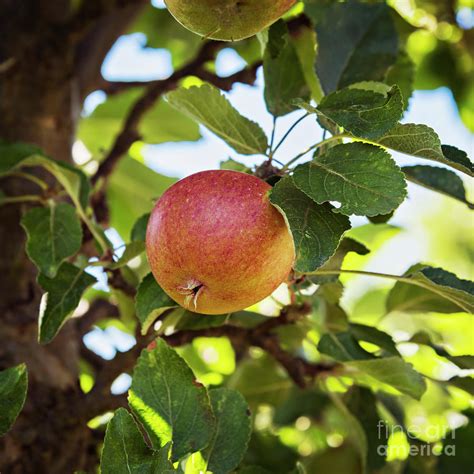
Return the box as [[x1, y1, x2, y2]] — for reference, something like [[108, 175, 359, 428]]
[[166, 84, 268, 155], [345, 387, 387, 471], [403, 165, 473, 208], [38, 263, 96, 344], [318, 332, 375, 362], [387, 265, 474, 314], [307, 2, 398, 93], [101, 408, 175, 474], [447, 376, 474, 396], [263, 21, 310, 117], [438, 410, 474, 474], [385, 50, 415, 109], [130, 213, 150, 242], [273, 388, 329, 426], [129, 339, 215, 461], [270, 176, 350, 272], [317, 85, 403, 140], [441, 144, 473, 176], [0, 364, 28, 436], [243, 431, 298, 474], [377, 124, 473, 177], [203, 388, 252, 474], [318, 333, 426, 399], [292, 143, 407, 216], [350, 324, 400, 356], [21, 202, 82, 278], [135, 273, 178, 335]]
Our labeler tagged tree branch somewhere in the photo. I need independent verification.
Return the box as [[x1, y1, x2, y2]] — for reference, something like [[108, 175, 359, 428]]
[[100, 61, 262, 96], [91, 40, 223, 188], [83, 302, 337, 416]]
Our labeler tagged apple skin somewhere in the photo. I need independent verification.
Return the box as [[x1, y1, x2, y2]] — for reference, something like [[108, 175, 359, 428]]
[[164, 0, 296, 41], [146, 170, 295, 314]]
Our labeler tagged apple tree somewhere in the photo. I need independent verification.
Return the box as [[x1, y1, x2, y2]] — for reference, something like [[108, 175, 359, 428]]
[[0, 1, 473, 473]]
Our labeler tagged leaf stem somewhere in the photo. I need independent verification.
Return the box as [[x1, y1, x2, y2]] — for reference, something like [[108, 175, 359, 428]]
[[310, 268, 470, 312], [0, 195, 44, 205], [281, 134, 348, 171], [268, 116, 278, 155], [5, 171, 49, 191], [271, 113, 310, 158]]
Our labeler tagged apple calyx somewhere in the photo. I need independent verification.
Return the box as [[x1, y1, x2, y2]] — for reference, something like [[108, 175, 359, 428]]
[[177, 278, 205, 310]]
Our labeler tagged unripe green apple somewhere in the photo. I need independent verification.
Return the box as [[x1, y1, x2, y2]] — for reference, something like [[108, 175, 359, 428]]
[[146, 170, 295, 314], [164, 0, 296, 41]]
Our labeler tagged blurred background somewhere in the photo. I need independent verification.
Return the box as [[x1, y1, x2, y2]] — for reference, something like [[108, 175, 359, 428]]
[[76, 0, 473, 471]]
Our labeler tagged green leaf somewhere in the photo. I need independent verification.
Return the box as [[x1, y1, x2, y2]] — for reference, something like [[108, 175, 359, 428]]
[[0, 141, 90, 209], [317, 85, 403, 140], [292, 143, 407, 216], [409, 331, 474, 370], [385, 50, 415, 109], [0, 364, 28, 436], [129, 339, 215, 461], [318, 332, 375, 362], [438, 410, 474, 474], [220, 158, 251, 173], [21, 202, 82, 278], [131, 213, 150, 242], [350, 324, 400, 356], [203, 388, 252, 474], [101, 408, 175, 474], [387, 265, 474, 314], [38, 263, 96, 344], [403, 165, 473, 208], [135, 273, 178, 335], [107, 156, 176, 239], [309, 237, 369, 284], [447, 376, 474, 396], [345, 387, 387, 471], [227, 355, 291, 410], [78, 90, 200, 157], [165, 84, 268, 155], [377, 124, 473, 176], [270, 177, 350, 273], [318, 332, 426, 399], [263, 21, 310, 117], [348, 357, 426, 400], [273, 389, 330, 426], [292, 25, 323, 103], [307, 2, 398, 94], [441, 144, 473, 176]]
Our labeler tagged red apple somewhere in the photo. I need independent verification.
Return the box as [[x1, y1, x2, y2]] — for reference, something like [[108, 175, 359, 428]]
[[146, 170, 295, 314], [164, 0, 296, 41]]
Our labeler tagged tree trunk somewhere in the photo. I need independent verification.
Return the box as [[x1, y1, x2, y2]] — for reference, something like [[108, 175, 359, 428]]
[[0, 2, 144, 471]]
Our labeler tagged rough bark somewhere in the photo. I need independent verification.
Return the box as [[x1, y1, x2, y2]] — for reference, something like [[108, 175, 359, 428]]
[[0, 1, 144, 472]]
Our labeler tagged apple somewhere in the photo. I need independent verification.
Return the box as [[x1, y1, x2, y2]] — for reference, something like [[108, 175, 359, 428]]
[[146, 170, 295, 314], [164, 0, 296, 41]]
